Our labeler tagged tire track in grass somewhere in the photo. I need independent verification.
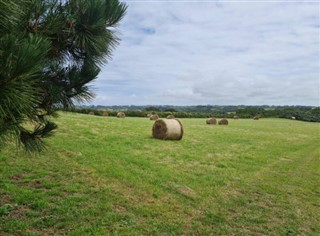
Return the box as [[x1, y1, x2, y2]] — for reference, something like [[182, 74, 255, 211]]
[[217, 143, 320, 235]]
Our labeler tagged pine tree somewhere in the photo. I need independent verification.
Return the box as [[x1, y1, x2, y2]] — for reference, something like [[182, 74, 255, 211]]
[[0, 0, 127, 151]]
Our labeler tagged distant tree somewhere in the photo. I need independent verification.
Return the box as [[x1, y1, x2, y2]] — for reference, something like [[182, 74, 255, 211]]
[[164, 108, 177, 112], [145, 107, 160, 112], [0, 0, 127, 151]]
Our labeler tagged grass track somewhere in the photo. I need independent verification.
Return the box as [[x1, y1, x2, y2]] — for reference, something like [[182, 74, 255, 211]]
[[1, 112, 319, 235]]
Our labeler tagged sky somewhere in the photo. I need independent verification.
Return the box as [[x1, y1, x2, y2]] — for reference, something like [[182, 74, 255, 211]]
[[89, 0, 319, 106]]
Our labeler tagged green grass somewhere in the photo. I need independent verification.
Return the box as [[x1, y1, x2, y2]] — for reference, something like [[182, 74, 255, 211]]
[[1, 112, 319, 235]]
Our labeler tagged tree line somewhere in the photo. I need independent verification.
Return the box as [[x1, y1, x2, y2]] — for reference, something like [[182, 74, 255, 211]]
[[72, 106, 320, 122]]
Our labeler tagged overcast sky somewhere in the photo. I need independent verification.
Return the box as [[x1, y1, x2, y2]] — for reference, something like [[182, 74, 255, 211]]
[[90, 0, 319, 106]]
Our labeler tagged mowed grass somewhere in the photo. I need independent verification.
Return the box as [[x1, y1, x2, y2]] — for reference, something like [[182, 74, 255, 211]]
[[0, 112, 319, 235]]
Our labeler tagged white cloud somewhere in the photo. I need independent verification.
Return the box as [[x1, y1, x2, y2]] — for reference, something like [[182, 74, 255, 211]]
[[91, 1, 319, 106]]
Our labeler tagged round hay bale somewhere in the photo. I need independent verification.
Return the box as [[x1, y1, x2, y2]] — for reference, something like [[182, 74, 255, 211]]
[[102, 111, 109, 116], [88, 111, 94, 115], [117, 112, 125, 118], [152, 119, 183, 140], [218, 118, 228, 125], [253, 116, 259, 120], [166, 114, 175, 119], [233, 115, 239, 119], [206, 118, 217, 125], [150, 114, 159, 120]]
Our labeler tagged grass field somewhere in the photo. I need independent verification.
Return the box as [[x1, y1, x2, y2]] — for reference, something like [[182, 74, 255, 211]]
[[1, 112, 319, 235]]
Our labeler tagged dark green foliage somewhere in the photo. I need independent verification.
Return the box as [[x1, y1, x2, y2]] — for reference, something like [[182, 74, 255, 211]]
[[0, 0, 127, 151], [278, 107, 320, 122], [164, 108, 177, 112], [145, 106, 161, 112], [71, 105, 320, 121]]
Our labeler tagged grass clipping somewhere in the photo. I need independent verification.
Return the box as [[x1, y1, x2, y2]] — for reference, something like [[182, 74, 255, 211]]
[[152, 119, 184, 140]]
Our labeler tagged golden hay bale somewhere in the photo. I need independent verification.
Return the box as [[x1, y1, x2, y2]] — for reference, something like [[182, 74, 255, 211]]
[[166, 114, 175, 119], [218, 118, 229, 125], [88, 111, 94, 115], [233, 115, 239, 119], [253, 116, 260, 120], [102, 111, 109, 116], [152, 119, 183, 140], [206, 118, 217, 124], [149, 114, 159, 120], [117, 112, 125, 118]]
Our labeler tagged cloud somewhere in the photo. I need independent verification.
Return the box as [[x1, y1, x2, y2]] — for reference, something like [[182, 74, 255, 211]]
[[90, 1, 319, 106]]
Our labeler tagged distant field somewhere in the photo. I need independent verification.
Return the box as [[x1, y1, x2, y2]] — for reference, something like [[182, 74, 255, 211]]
[[1, 112, 319, 235]]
